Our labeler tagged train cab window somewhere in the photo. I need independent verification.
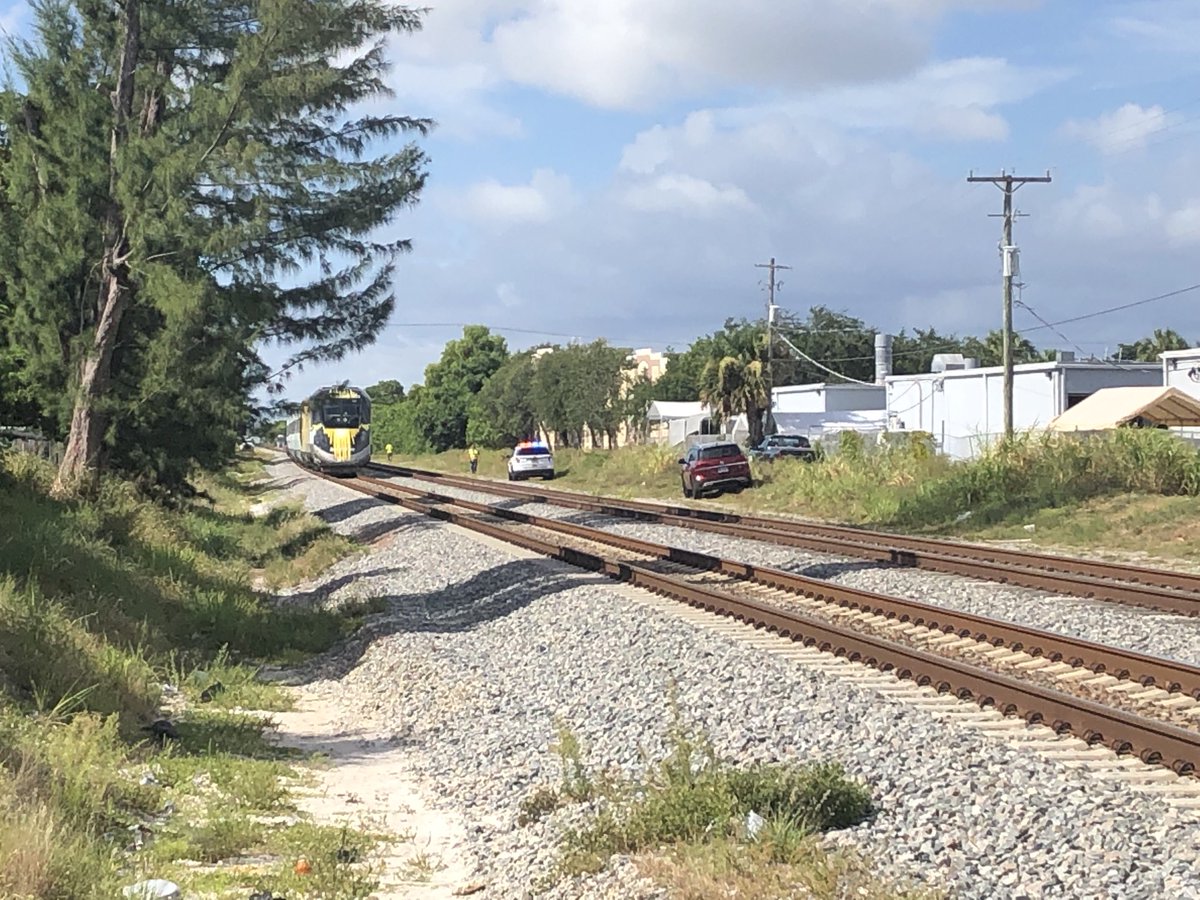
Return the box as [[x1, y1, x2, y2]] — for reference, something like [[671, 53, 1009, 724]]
[[321, 399, 363, 428]]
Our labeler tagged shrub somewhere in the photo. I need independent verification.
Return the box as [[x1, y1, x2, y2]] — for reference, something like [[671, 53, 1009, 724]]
[[526, 711, 873, 877]]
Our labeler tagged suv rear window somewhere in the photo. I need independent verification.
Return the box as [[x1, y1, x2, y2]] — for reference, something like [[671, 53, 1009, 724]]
[[697, 444, 742, 460], [515, 447, 550, 457], [775, 436, 810, 447]]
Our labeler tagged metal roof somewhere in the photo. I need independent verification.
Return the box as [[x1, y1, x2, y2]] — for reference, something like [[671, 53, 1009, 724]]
[[647, 401, 706, 421], [1047, 386, 1200, 431]]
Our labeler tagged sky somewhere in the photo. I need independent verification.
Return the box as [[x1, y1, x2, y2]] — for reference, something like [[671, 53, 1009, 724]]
[[8, 0, 1200, 402]]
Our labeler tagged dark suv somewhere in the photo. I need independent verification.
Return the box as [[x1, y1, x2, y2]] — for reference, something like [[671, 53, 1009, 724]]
[[678, 442, 752, 498], [748, 434, 815, 462]]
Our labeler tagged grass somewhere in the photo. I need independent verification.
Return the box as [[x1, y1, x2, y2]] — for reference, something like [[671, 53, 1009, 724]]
[[518, 705, 931, 898], [390, 429, 1200, 562], [0, 450, 386, 897]]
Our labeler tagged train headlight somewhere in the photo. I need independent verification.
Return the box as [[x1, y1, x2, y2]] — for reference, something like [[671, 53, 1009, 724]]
[[353, 429, 370, 450], [313, 430, 332, 451]]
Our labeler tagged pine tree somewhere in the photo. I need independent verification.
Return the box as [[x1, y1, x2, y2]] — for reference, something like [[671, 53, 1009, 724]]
[[0, 0, 431, 492]]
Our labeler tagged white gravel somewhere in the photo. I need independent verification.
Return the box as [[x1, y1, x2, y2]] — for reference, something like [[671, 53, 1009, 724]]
[[271, 460, 1200, 900], [373, 473, 1200, 667]]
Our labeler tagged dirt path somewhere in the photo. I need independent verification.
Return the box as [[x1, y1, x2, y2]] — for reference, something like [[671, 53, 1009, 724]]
[[270, 684, 481, 898]]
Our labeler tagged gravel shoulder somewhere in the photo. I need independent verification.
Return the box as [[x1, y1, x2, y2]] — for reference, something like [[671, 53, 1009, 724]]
[[265, 458, 1200, 899], [375, 473, 1200, 667]]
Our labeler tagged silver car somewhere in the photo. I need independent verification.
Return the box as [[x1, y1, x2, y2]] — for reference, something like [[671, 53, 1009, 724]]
[[507, 442, 555, 480]]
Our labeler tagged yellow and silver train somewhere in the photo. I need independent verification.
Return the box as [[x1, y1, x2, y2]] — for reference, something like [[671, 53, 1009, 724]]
[[285, 385, 372, 474]]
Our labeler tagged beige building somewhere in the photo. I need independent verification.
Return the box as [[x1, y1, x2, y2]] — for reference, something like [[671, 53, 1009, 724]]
[[629, 348, 667, 384]]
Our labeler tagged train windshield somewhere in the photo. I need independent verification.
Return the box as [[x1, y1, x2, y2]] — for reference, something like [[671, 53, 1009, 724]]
[[321, 399, 363, 428]]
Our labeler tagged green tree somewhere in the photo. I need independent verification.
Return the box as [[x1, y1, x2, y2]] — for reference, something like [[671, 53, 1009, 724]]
[[681, 321, 772, 445], [960, 330, 1041, 367], [371, 391, 428, 455], [773, 306, 875, 385], [0, 0, 430, 492], [366, 380, 406, 405], [891, 327, 967, 376], [528, 341, 631, 448], [1113, 329, 1191, 362], [699, 355, 769, 446], [412, 326, 509, 451], [468, 352, 538, 448], [654, 343, 712, 402], [621, 374, 657, 445]]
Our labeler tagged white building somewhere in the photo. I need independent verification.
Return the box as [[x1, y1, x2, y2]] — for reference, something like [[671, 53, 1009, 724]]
[[646, 400, 714, 446], [1160, 348, 1200, 442], [885, 359, 1162, 459], [770, 382, 885, 414], [1161, 348, 1200, 401]]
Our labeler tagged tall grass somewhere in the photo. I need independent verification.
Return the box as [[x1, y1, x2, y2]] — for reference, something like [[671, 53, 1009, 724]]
[[751, 429, 1200, 528], [394, 430, 1200, 530], [0, 452, 372, 895]]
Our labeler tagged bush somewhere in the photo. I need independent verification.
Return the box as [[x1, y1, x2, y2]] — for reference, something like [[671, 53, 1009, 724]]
[[526, 712, 873, 877]]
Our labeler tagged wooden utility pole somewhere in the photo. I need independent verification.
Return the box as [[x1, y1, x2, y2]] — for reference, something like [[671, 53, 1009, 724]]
[[967, 170, 1051, 441], [755, 257, 790, 437]]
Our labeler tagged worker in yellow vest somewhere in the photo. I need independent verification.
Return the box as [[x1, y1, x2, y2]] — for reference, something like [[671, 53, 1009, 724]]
[[385, 443, 393, 461], [467, 444, 479, 474]]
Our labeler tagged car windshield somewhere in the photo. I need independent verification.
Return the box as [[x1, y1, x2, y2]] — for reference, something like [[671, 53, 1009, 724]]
[[515, 446, 550, 457], [773, 436, 809, 447], [697, 444, 741, 461], [321, 399, 363, 428]]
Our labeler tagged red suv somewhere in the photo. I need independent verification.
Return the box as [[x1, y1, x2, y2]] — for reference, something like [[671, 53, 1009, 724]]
[[678, 442, 752, 498]]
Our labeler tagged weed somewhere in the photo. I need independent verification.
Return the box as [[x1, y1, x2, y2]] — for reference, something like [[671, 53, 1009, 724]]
[[516, 707, 873, 888]]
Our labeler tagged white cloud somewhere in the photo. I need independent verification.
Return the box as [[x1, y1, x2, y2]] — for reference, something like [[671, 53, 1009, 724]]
[[785, 57, 1064, 142], [1061, 103, 1169, 155], [460, 169, 575, 225], [1049, 183, 1150, 240], [1164, 201, 1200, 247], [390, 0, 1037, 114], [621, 174, 754, 215], [489, 0, 935, 110]]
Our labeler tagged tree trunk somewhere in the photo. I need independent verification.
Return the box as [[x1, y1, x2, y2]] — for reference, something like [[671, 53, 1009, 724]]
[[748, 406, 765, 447], [52, 0, 140, 496], [53, 269, 129, 494]]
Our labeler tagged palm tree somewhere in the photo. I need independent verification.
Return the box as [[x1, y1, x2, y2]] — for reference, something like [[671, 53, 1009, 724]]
[[1113, 329, 1191, 362], [699, 355, 770, 446]]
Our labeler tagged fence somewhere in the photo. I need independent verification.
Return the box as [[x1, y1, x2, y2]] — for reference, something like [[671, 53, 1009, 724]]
[[0, 428, 64, 465]]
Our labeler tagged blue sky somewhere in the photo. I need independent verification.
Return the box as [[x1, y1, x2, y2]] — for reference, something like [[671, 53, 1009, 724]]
[[7, 0, 1200, 400]]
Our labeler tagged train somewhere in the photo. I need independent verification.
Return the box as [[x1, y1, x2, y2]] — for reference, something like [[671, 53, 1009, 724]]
[[284, 385, 372, 474]]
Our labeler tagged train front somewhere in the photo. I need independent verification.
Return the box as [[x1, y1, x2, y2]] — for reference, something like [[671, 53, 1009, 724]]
[[310, 387, 372, 474]]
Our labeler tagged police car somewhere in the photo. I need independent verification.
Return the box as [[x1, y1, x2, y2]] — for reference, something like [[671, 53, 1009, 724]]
[[507, 440, 555, 481]]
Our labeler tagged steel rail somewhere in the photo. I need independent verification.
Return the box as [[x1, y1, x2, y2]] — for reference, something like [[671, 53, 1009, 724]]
[[368, 464, 1200, 615], [355, 474, 1200, 700], [328, 471, 1200, 775]]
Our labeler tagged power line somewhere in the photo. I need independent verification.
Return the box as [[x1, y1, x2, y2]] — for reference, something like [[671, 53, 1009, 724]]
[[774, 332, 876, 385], [1021, 283, 1200, 331]]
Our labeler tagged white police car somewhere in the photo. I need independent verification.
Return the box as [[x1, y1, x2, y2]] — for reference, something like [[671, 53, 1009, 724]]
[[507, 441, 555, 481]]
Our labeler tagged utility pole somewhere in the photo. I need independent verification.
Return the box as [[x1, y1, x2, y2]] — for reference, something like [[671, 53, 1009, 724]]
[[967, 170, 1051, 441], [755, 256, 791, 436]]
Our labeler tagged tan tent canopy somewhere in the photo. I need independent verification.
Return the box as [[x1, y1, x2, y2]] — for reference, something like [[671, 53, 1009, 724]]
[[1047, 386, 1200, 431]]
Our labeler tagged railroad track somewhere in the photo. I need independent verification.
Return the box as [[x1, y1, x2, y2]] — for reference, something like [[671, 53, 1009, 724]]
[[323, 469, 1200, 775], [368, 463, 1200, 616]]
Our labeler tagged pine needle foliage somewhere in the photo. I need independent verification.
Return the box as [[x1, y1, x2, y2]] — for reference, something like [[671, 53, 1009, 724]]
[[0, 0, 431, 487]]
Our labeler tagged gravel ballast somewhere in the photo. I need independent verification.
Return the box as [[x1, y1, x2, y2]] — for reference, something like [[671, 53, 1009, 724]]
[[369, 472, 1200, 667], [272, 460, 1200, 899]]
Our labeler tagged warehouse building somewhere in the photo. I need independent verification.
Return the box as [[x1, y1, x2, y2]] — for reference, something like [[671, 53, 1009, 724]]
[[1161, 348, 1200, 402], [884, 353, 1162, 459]]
